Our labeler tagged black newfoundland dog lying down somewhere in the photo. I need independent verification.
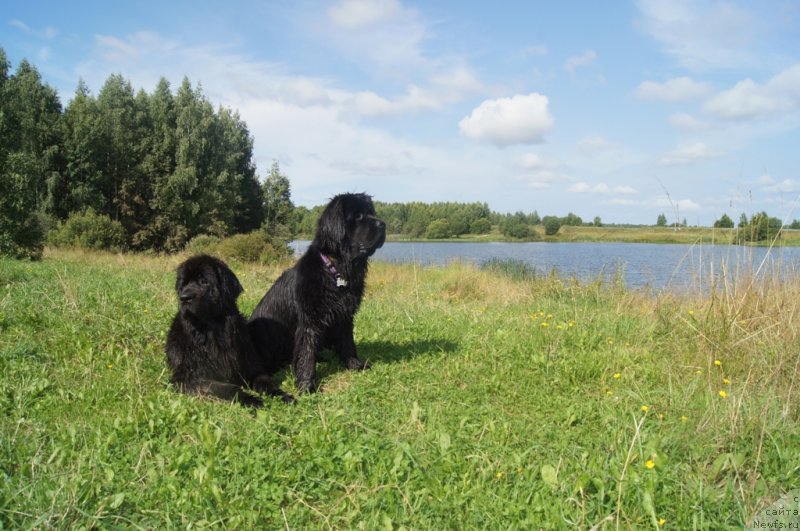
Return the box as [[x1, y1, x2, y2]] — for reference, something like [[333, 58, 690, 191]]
[[249, 193, 386, 393], [166, 254, 294, 406]]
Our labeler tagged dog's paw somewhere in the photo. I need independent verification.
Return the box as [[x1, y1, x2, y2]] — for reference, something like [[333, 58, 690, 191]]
[[345, 357, 371, 371], [281, 393, 297, 404], [296, 378, 318, 394]]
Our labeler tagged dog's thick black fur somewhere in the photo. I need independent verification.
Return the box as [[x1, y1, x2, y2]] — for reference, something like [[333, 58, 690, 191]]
[[249, 193, 386, 393], [166, 254, 293, 406]]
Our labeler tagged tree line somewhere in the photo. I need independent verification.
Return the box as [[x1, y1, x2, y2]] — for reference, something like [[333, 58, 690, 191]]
[[0, 48, 291, 259], [3, 49, 797, 260]]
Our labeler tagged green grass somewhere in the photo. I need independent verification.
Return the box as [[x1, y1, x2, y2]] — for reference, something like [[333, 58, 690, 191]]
[[2, 249, 799, 528]]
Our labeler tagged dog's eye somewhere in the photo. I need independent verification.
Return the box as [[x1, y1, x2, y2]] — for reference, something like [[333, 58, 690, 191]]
[[355, 213, 364, 221], [197, 278, 208, 286]]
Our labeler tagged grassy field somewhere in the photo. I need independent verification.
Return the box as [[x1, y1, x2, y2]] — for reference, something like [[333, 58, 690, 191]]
[[1, 249, 799, 528]]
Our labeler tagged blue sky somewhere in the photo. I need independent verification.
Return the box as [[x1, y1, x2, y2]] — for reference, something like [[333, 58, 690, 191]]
[[4, 0, 800, 225]]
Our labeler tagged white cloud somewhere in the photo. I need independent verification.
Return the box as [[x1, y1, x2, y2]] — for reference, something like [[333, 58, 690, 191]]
[[658, 142, 722, 166], [703, 64, 800, 121], [324, 0, 427, 75], [349, 66, 482, 117], [668, 112, 711, 131], [328, 0, 405, 30], [635, 0, 758, 70], [615, 185, 639, 195], [564, 49, 597, 74], [763, 179, 800, 193], [655, 197, 701, 212], [459, 93, 554, 146], [634, 76, 712, 102], [568, 182, 640, 195]]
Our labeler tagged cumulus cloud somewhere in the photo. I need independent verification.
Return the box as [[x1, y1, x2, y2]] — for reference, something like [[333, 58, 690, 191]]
[[763, 179, 800, 193], [328, 0, 405, 29], [658, 142, 722, 166], [349, 66, 482, 117], [668, 112, 711, 131], [564, 49, 597, 74], [569, 182, 640, 195], [655, 197, 701, 212], [703, 63, 800, 121], [634, 76, 712, 102], [459, 93, 554, 146], [635, 0, 758, 70]]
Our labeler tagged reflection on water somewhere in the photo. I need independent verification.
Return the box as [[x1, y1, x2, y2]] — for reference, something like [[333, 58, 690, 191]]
[[291, 240, 800, 292]]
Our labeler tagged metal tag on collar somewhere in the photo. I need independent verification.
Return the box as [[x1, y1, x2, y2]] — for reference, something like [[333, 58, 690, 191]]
[[336, 277, 348, 288]]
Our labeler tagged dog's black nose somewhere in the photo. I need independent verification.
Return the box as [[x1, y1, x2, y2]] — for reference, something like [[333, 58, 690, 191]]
[[179, 289, 194, 303]]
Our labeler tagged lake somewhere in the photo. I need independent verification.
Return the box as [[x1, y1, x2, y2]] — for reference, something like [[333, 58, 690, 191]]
[[291, 240, 800, 292]]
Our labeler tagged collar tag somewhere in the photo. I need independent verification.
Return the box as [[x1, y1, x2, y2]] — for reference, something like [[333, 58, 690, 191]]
[[321, 252, 348, 288]]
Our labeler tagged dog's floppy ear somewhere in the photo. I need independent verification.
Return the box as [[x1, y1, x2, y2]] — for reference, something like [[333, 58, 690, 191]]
[[315, 195, 347, 254], [214, 259, 243, 303], [174, 262, 186, 294]]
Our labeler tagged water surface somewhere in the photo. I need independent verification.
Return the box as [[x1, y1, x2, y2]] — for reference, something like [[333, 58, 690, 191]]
[[292, 241, 800, 292]]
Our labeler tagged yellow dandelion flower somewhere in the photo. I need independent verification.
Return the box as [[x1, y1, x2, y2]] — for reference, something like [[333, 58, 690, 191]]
[[695, 370, 703, 375], [541, 322, 549, 328], [606, 390, 613, 396], [568, 321, 576, 327], [714, 359, 722, 367], [658, 414, 664, 420], [645, 459, 655, 469], [659, 518, 666, 526], [723, 378, 730, 385], [107, 363, 114, 369], [688, 309, 694, 316], [681, 415, 688, 422], [607, 338, 614, 345], [556, 324, 564, 330], [641, 405, 649, 413], [547, 314, 553, 319], [613, 373, 621, 379], [495, 471, 504, 478], [719, 390, 728, 398]]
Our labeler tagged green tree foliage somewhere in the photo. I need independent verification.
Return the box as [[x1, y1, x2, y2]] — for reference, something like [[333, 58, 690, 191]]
[[470, 217, 492, 234], [593, 216, 602, 227], [426, 219, 451, 239], [656, 213, 668, 227], [262, 161, 294, 240], [542, 216, 562, 236], [0, 54, 63, 258], [713, 214, 734, 229], [0, 49, 271, 255], [738, 212, 782, 242]]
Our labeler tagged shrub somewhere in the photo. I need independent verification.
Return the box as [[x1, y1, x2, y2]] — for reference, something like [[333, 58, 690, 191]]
[[426, 219, 451, 239], [195, 232, 292, 264], [184, 234, 221, 256], [47, 210, 128, 251], [542, 216, 562, 236]]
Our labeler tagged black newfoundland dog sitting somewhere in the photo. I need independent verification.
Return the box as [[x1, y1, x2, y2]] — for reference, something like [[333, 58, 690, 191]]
[[249, 193, 386, 393], [166, 254, 293, 406]]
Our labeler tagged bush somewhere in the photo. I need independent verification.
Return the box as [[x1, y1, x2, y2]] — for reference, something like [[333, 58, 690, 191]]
[[184, 234, 221, 255], [47, 210, 128, 251], [187, 232, 292, 264], [426, 219, 451, 239], [0, 211, 46, 260], [542, 216, 562, 236]]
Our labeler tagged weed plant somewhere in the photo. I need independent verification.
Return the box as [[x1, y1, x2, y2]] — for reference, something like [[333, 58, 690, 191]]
[[1, 249, 798, 528]]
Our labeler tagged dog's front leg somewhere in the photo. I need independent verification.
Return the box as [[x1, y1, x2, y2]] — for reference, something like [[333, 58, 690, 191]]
[[294, 323, 320, 393], [335, 319, 371, 370]]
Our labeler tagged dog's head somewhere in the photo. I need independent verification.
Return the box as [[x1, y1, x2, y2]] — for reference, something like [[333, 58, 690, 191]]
[[315, 193, 386, 259], [174, 255, 243, 318]]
